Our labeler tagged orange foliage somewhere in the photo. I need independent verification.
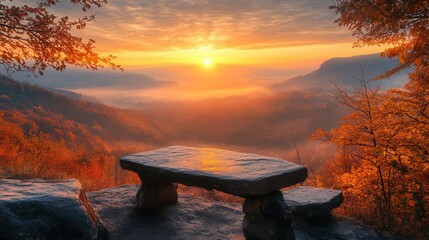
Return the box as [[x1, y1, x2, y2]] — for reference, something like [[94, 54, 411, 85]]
[[0, 0, 119, 75], [331, 0, 429, 77], [313, 76, 429, 238], [0, 112, 141, 190], [321, 2, 429, 237]]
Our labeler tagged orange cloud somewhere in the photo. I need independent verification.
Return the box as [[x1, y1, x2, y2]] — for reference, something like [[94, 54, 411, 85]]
[[57, 0, 355, 51], [26, 0, 385, 67]]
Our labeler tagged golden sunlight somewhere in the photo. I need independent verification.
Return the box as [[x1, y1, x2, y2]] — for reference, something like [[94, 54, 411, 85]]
[[203, 57, 212, 67], [106, 44, 386, 67]]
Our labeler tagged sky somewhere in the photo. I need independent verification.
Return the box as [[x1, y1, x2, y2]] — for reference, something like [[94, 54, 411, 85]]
[[74, 0, 384, 67], [10, 0, 387, 103]]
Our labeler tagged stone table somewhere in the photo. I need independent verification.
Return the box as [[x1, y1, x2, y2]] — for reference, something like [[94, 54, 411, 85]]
[[120, 146, 308, 240]]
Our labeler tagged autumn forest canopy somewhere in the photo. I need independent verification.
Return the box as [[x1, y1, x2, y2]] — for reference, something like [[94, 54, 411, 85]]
[[0, 0, 429, 239]]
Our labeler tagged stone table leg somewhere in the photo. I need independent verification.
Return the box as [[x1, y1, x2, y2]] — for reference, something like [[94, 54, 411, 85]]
[[242, 191, 295, 240], [136, 174, 178, 211]]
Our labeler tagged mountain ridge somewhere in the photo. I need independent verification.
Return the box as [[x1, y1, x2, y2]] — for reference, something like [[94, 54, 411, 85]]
[[271, 53, 410, 91]]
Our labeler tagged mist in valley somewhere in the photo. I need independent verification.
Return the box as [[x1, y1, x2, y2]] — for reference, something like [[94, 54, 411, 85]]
[[2, 54, 409, 176]]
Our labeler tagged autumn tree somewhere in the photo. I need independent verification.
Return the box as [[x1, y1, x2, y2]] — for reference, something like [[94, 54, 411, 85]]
[[313, 76, 424, 231], [314, 1, 429, 238], [330, 0, 429, 189], [331, 0, 429, 77], [0, 0, 119, 75]]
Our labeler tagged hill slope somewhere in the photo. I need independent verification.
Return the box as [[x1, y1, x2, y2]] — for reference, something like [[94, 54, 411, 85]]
[[0, 75, 167, 147], [271, 54, 410, 91]]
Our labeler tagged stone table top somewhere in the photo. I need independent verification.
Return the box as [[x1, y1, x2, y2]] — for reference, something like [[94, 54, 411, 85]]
[[120, 146, 307, 196], [282, 187, 344, 219]]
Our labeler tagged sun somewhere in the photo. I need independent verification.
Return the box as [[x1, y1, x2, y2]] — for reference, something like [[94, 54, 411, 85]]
[[203, 57, 212, 67]]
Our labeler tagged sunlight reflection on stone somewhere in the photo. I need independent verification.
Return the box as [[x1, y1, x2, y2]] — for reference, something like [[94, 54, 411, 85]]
[[198, 149, 228, 175], [123, 146, 305, 180]]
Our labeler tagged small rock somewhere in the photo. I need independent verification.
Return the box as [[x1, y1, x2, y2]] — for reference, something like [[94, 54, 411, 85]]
[[260, 191, 288, 219], [282, 187, 343, 220], [243, 191, 287, 219], [136, 183, 178, 211], [0, 179, 106, 240], [242, 198, 261, 214]]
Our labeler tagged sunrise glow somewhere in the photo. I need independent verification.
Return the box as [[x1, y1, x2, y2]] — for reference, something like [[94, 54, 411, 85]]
[[203, 58, 212, 67], [2, 0, 424, 238], [72, 0, 389, 68]]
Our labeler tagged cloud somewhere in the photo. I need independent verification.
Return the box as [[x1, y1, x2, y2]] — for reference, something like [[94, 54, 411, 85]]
[[50, 0, 353, 51]]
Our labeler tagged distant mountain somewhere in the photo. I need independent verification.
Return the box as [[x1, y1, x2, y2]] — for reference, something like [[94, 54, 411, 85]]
[[47, 88, 100, 103], [6, 68, 176, 90], [0, 75, 167, 147], [271, 54, 411, 91]]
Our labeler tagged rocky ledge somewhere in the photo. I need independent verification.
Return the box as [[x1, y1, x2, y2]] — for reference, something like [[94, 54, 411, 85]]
[[88, 185, 394, 240], [0, 179, 106, 240], [0, 179, 394, 240]]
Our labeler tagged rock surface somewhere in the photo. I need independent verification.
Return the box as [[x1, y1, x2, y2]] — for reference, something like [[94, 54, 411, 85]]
[[282, 187, 343, 220], [0, 179, 106, 240], [243, 213, 294, 240], [88, 184, 394, 240], [88, 185, 243, 240], [242, 191, 294, 240], [136, 183, 178, 211], [243, 191, 287, 219], [120, 146, 307, 196], [293, 217, 393, 240]]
